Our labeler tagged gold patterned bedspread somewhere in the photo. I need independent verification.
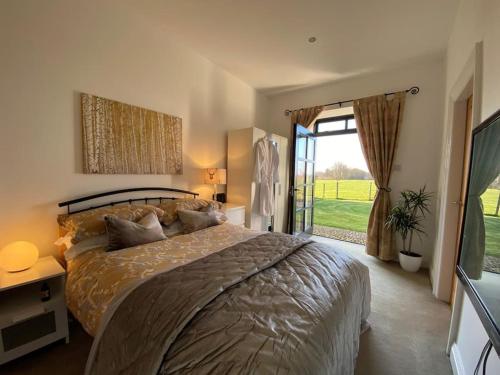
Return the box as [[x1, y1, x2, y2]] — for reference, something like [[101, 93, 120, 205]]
[[65, 223, 259, 336]]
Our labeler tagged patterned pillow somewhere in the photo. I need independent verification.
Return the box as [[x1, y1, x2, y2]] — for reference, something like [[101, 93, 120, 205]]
[[57, 204, 165, 244], [105, 212, 166, 251], [177, 209, 223, 234], [157, 199, 222, 225]]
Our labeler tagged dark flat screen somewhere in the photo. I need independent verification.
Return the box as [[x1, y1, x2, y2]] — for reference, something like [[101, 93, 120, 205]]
[[458, 109, 500, 351]]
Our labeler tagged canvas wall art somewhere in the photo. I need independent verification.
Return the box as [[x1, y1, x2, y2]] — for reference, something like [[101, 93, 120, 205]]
[[81, 93, 182, 174]]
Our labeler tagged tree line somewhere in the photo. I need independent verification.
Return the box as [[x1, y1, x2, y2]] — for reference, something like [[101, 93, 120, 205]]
[[316, 162, 371, 180]]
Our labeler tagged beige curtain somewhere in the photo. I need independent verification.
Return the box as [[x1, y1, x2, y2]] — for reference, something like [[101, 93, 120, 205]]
[[353, 92, 405, 260], [461, 122, 500, 279], [290, 106, 324, 130]]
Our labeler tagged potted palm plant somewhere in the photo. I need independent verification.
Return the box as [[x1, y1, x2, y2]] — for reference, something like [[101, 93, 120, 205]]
[[386, 187, 432, 272]]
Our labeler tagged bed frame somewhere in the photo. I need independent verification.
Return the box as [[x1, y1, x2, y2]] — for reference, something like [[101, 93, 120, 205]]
[[58, 187, 199, 214]]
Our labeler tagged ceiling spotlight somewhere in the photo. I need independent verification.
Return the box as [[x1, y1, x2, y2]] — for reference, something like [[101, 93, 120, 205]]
[[308, 37, 317, 43]]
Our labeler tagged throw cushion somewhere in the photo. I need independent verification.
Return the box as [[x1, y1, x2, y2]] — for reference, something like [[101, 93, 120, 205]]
[[105, 212, 166, 251], [158, 198, 222, 225], [58, 204, 164, 244], [177, 208, 223, 234]]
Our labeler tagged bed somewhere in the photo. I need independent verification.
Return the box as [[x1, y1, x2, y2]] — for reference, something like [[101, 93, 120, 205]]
[[57, 188, 371, 375]]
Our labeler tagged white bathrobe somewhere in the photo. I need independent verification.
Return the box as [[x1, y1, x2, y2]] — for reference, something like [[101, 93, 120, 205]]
[[254, 137, 280, 216]]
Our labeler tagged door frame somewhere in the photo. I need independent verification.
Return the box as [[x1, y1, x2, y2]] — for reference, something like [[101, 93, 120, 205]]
[[287, 123, 298, 234], [449, 95, 473, 305], [434, 42, 483, 304], [434, 42, 483, 355]]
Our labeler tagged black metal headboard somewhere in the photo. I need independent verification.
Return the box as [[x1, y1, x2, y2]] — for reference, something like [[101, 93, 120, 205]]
[[58, 187, 199, 214]]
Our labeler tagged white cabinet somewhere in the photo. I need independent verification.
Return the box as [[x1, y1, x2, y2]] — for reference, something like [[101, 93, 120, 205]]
[[227, 127, 289, 232], [0, 256, 69, 365], [221, 204, 246, 226]]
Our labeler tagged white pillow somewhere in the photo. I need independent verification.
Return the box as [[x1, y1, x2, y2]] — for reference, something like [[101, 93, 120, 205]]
[[64, 235, 108, 261], [54, 232, 74, 250]]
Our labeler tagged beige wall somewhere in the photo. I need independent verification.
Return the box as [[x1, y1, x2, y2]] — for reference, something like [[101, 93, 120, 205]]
[[266, 58, 446, 266], [0, 0, 268, 257], [437, 0, 500, 371]]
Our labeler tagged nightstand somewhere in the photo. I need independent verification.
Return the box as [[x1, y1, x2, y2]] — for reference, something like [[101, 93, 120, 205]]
[[221, 203, 246, 226], [0, 256, 69, 365]]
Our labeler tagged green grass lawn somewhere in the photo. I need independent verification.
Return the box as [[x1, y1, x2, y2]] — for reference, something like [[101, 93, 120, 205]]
[[482, 188, 500, 216], [314, 179, 377, 201], [312, 181, 499, 257], [485, 216, 500, 257], [314, 181, 499, 214], [313, 199, 372, 233], [313, 196, 499, 258]]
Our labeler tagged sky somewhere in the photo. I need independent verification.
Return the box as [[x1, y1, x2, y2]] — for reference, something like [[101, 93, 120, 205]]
[[315, 133, 369, 172]]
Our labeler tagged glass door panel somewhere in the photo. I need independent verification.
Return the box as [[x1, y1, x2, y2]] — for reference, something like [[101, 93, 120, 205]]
[[307, 137, 315, 160], [305, 163, 313, 184], [305, 185, 313, 208], [297, 135, 307, 159], [296, 187, 305, 209], [295, 210, 304, 233], [289, 124, 316, 236], [297, 161, 306, 185], [304, 208, 313, 232]]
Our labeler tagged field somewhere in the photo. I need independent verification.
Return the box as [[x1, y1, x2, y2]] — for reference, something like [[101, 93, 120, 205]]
[[480, 189, 499, 257], [314, 179, 377, 201], [485, 216, 500, 257], [313, 179, 499, 257], [482, 188, 500, 216], [315, 179, 500, 215], [313, 199, 371, 233]]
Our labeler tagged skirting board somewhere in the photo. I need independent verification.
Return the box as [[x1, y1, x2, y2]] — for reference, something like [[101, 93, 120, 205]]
[[450, 343, 465, 375]]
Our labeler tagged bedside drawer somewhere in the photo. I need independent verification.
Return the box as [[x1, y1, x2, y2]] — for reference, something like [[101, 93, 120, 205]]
[[0, 256, 69, 365], [0, 304, 68, 365], [222, 205, 245, 226], [2, 311, 56, 352]]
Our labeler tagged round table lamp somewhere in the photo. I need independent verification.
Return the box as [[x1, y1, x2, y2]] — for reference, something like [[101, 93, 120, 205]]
[[0, 241, 39, 272]]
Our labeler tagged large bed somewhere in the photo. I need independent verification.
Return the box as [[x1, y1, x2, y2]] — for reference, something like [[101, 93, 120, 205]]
[[58, 188, 371, 375]]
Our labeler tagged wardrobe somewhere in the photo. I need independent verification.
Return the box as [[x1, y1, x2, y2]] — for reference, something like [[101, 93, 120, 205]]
[[227, 127, 289, 232]]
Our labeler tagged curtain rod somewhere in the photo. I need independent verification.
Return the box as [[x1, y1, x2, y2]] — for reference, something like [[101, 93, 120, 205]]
[[284, 86, 420, 116]]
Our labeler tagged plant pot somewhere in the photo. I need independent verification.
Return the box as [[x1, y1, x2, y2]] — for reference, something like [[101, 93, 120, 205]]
[[399, 251, 422, 272]]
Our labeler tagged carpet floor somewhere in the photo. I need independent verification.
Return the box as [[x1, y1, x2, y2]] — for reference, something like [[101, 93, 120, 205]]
[[312, 236, 453, 375], [0, 236, 452, 375]]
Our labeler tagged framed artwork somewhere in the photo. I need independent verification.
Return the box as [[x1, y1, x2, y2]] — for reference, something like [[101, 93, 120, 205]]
[[81, 93, 182, 175]]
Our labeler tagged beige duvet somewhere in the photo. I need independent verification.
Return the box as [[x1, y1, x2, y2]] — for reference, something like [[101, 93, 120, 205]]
[[66, 224, 371, 375], [66, 223, 258, 336]]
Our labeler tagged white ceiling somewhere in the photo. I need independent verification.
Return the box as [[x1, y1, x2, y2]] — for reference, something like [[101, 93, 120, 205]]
[[132, 0, 459, 95]]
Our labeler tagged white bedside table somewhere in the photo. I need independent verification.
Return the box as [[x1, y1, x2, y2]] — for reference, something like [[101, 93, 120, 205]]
[[221, 203, 246, 226], [0, 256, 69, 365]]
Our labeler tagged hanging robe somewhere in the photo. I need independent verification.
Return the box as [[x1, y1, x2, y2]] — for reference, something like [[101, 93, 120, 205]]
[[254, 138, 280, 216]]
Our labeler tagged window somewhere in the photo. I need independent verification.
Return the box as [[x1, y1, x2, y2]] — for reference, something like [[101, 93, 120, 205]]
[[315, 115, 356, 136], [313, 113, 374, 238]]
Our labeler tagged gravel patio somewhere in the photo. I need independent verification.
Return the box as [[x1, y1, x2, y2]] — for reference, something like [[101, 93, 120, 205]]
[[313, 225, 367, 245]]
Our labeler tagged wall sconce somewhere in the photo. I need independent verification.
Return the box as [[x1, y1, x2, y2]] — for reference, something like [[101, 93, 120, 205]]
[[0, 241, 39, 272], [203, 168, 226, 202]]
